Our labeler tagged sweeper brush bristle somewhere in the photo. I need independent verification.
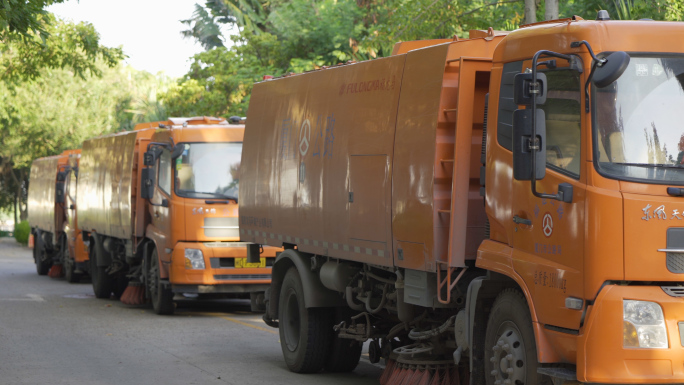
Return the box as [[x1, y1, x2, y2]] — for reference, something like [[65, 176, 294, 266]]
[[417, 369, 431, 385], [380, 359, 396, 385], [384, 359, 462, 385], [120, 285, 145, 305], [450, 366, 460, 385], [48, 264, 63, 278], [429, 370, 441, 385]]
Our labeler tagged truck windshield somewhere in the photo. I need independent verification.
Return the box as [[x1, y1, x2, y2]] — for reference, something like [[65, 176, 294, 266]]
[[594, 56, 684, 184], [174, 142, 241, 200]]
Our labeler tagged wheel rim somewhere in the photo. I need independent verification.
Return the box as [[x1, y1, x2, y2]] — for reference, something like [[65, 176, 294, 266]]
[[489, 321, 527, 385], [282, 288, 301, 352]]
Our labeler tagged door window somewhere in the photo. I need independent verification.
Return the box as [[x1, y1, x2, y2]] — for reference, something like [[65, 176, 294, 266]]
[[158, 149, 172, 195], [540, 70, 582, 177]]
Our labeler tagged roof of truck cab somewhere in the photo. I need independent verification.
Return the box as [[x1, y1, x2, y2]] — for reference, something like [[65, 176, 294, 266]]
[[494, 18, 684, 63]]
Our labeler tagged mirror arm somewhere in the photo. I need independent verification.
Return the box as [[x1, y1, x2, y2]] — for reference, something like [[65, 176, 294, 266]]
[[584, 60, 599, 113], [530, 50, 575, 203], [571, 40, 606, 113], [570, 41, 606, 66]]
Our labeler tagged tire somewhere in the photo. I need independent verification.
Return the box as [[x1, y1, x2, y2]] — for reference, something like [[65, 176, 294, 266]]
[[35, 235, 51, 276], [324, 307, 361, 372], [64, 256, 81, 283], [250, 292, 266, 313], [484, 289, 552, 385], [148, 249, 174, 315], [90, 242, 114, 299], [278, 267, 332, 373], [325, 335, 361, 372], [113, 275, 128, 300]]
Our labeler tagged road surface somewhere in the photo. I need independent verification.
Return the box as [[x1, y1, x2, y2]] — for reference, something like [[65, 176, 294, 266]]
[[0, 238, 383, 385]]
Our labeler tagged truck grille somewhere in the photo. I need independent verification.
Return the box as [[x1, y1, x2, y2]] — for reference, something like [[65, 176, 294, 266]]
[[662, 286, 684, 297], [214, 274, 271, 281], [666, 252, 684, 274], [203, 217, 239, 238]]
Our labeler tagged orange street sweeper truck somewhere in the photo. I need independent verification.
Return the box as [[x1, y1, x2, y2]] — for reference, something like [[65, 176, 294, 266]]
[[78, 117, 275, 314], [239, 12, 684, 385], [28, 149, 82, 279]]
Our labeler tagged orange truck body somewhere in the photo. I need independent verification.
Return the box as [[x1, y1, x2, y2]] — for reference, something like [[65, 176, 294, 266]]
[[28, 149, 83, 277], [240, 16, 684, 384], [77, 117, 275, 312]]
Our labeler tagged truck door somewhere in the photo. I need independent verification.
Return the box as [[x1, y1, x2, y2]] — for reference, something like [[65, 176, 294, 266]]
[[511, 66, 586, 331], [151, 148, 173, 263]]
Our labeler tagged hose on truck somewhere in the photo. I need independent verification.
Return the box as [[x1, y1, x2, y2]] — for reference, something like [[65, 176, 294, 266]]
[[408, 315, 456, 341]]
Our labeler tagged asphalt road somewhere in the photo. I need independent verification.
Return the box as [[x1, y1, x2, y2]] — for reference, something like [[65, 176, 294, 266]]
[[0, 238, 383, 385]]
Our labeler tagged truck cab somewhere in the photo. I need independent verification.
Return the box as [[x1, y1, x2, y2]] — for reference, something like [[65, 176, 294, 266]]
[[481, 14, 684, 383], [139, 117, 276, 314]]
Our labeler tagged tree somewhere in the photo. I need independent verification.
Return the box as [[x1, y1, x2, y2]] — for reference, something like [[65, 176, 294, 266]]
[[0, 0, 65, 41], [525, 0, 537, 23], [0, 14, 126, 221], [174, 0, 684, 118], [163, 31, 286, 117], [545, 0, 559, 20]]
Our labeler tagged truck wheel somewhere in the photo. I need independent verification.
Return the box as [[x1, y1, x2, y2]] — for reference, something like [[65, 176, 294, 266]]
[[278, 267, 332, 373], [324, 308, 361, 372], [64, 256, 81, 283], [34, 235, 51, 276], [113, 275, 128, 299], [90, 245, 113, 299], [149, 249, 174, 315], [325, 336, 361, 372], [250, 292, 266, 313], [484, 289, 551, 385]]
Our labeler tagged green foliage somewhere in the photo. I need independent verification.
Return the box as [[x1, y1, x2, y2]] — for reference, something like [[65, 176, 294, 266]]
[[163, 31, 286, 117], [182, 4, 226, 50], [0, 15, 124, 83], [0, 64, 173, 166], [13, 220, 29, 245], [175, 0, 684, 120], [0, 0, 65, 41], [269, 0, 367, 67]]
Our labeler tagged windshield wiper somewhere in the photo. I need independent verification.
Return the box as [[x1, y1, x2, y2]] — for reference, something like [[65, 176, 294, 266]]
[[205, 197, 238, 204], [612, 162, 684, 169], [204, 193, 238, 203]]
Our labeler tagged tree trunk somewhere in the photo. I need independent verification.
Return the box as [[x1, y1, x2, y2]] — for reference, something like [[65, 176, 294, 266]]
[[545, 0, 559, 21], [525, 0, 537, 24], [13, 192, 17, 226]]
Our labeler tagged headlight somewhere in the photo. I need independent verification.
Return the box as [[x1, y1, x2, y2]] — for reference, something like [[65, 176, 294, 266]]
[[623, 300, 668, 348], [184, 249, 205, 269]]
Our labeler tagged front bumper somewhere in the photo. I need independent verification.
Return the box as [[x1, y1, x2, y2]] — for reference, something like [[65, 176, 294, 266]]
[[169, 242, 274, 292], [579, 285, 684, 383]]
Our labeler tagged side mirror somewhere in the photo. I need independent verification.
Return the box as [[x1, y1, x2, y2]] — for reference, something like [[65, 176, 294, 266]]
[[143, 147, 163, 166], [513, 108, 546, 181], [55, 181, 65, 203], [161, 198, 169, 208], [140, 168, 155, 200], [594, 51, 630, 88], [170, 144, 185, 159], [514, 72, 547, 105], [143, 151, 155, 166]]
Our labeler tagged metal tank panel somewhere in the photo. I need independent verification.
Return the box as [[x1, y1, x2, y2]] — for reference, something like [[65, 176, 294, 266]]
[[28, 156, 60, 233], [77, 131, 140, 239]]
